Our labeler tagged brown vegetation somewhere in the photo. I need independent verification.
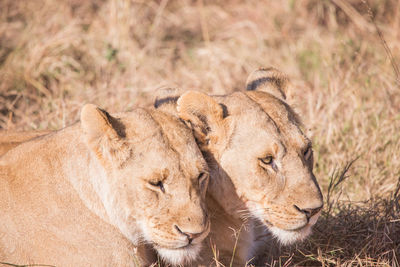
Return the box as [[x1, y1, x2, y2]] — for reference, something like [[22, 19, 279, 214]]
[[0, 0, 399, 266]]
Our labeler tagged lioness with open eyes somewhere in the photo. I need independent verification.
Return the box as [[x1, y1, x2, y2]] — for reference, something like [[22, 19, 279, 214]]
[[0, 104, 210, 266], [154, 68, 323, 266], [0, 68, 323, 266]]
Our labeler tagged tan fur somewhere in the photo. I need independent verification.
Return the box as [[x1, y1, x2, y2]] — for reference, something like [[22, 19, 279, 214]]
[[0, 104, 210, 266], [0, 130, 51, 156], [156, 68, 323, 266]]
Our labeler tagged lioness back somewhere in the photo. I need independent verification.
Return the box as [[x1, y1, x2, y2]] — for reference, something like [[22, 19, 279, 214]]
[[0, 130, 51, 156], [0, 104, 210, 266]]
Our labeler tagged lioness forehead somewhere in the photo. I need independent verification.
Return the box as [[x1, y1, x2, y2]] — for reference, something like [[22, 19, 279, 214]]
[[120, 108, 206, 174], [118, 108, 192, 147]]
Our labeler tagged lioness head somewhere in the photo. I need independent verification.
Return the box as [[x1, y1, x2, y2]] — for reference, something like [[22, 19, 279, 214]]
[[168, 68, 322, 245], [80, 104, 210, 265]]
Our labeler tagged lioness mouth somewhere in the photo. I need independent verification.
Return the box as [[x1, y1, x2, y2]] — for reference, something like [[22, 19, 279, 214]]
[[265, 219, 309, 232], [178, 243, 195, 250], [263, 219, 273, 227], [289, 223, 309, 232], [154, 242, 196, 251]]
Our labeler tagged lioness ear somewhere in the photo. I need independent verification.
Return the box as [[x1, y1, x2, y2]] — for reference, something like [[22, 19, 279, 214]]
[[177, 91, 225, 147], [153, 87, 184, 108], [245, 67, 291, 101], [81, 104, 130, 166]]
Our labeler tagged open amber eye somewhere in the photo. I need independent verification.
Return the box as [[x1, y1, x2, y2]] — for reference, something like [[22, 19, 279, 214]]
[[260, 155, 273, 165], [148, 181, 165, 193]]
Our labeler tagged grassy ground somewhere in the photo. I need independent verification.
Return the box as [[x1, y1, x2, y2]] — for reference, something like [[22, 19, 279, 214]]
[[1, 0, 399, 266]]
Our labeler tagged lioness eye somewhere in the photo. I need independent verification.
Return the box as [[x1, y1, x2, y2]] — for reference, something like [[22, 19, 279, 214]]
[[260, 155, 273, 165], [149, 181, 165, 193], [198, 172, 208, 188], [304, 146, 312, 160]]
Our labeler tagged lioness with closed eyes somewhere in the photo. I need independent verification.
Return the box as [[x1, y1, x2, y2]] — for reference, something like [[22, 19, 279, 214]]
[[0, 104, 210, 266]]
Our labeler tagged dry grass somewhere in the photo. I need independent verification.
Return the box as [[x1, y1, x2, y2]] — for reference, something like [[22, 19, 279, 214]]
[[0, 0, 399, 266]]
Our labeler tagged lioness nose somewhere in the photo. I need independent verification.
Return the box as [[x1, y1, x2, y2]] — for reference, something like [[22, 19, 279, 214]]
[[174, 225, 206, 244], [294, 205, 323, 220]]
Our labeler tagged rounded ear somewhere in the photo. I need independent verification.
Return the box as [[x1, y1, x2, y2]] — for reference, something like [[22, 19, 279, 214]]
[[245, 67, 291, 101], [177, 91, 225, 147], [81, 104, 130, 166], [81, 104, 114, 141]]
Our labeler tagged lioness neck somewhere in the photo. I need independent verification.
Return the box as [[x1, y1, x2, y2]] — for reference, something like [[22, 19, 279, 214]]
[[1, 124, 111, 224]]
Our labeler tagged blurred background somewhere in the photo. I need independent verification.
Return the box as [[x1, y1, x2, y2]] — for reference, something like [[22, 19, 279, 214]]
[[0, 0, 399, 265]]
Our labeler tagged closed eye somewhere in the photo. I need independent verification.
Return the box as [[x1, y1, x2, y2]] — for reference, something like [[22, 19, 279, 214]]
[[198, 172, 209, 193], [304, 146, 312, 160], [148, 181, 165, 193]]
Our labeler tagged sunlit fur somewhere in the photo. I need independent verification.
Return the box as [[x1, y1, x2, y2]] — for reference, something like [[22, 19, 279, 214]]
[[157, 244, 203, 266], [139, 217, 210, 265], [269, 210, 321, 245]]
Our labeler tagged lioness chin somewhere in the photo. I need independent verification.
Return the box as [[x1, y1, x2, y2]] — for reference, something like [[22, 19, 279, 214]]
[[0, 104, 210, 266]]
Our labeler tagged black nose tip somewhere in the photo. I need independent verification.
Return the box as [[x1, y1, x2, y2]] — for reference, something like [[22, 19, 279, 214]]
[[174, 225, 204, 244], [294, 205, 323, 220]]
